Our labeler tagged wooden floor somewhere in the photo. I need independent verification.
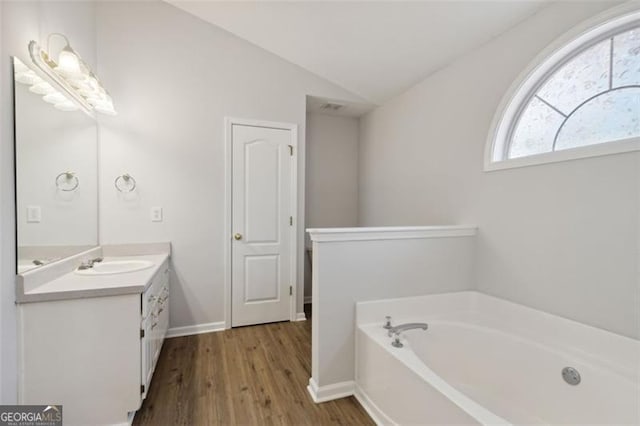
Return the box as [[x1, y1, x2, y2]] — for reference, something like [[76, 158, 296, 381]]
[[133, 305, 374, 426]]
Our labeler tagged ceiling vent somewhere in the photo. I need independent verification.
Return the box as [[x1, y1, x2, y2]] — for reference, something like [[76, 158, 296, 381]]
[[320, 102, 344, 111]]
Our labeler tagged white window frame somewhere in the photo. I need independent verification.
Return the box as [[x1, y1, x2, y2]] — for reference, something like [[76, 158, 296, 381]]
[[485, 3, 640, 172]]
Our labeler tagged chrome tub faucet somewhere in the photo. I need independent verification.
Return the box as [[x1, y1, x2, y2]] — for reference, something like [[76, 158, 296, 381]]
[[387, 322, 429, 348]]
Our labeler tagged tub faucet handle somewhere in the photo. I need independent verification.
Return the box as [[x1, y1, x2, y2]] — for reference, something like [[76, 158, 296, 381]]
[[391, 334, 403, 348], [383, 316, 393, 330]]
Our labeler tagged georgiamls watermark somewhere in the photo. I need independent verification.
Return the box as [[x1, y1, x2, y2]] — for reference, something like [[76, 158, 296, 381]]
[[0, 405, 62, 426]]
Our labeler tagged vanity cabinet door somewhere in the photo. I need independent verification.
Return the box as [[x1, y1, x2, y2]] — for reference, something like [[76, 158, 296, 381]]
[[140, 312, 152, 400], [140, 259, 170, 401], [158, 285, 169, 338], [150, 307, 161, 366]]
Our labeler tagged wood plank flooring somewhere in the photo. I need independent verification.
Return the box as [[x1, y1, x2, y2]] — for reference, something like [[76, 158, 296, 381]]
[[133, 306, 374, 426]]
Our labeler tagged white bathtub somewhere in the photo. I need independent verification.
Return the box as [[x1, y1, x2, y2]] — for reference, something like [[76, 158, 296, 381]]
[[355, 291, 640, 425]]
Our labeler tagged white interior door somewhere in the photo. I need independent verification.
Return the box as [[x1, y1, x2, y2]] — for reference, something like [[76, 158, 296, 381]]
[[231, 123, 294, 327]]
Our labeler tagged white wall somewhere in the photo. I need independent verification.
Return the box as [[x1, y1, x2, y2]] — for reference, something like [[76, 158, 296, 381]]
[[95, 1, 366, 330], [304, 112, 359, 299], [1, 0, 97, 403], [358, 2, 639, 338], [305, 113, 359, 229], [308, 228, 476, 398]]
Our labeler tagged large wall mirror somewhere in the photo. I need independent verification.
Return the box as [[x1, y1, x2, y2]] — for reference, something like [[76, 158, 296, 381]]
[[13, 56, 98, 274]]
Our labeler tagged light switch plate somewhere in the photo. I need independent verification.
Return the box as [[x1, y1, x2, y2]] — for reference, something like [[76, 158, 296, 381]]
[[151, 206, 163, 222], [27, 206, 41, 223]]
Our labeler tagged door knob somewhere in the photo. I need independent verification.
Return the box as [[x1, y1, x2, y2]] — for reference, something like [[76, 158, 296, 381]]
[[234, 233, 243, 240]]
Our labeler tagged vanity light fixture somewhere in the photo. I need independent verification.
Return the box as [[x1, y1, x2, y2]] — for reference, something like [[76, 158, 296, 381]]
[[28, 33, 116, 116], [13, 57, 79, 112]]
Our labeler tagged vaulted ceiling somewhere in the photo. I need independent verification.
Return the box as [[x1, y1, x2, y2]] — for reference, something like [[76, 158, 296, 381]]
[[166, 1, 549, 104]]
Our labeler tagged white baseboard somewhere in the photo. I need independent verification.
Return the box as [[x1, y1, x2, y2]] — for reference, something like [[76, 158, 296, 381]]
[[307, 377, 355, 403], [166, 321, 226, 338], [295, 312, 307, 321], [354, 384, 392, 426], [304, 296, 312, 304]]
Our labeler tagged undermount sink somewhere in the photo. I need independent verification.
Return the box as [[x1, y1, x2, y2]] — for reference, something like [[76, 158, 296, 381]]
[[75, 260, 154, 276]]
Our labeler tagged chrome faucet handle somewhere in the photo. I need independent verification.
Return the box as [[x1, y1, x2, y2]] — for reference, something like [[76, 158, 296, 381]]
[[391, 334, 403, 348], [383, 316, 393, 330], [78, 260, 93, 270]]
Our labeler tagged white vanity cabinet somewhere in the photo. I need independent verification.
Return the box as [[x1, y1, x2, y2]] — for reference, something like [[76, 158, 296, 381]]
[[141, 262, 170, 398], [17, 255, 170, 426]]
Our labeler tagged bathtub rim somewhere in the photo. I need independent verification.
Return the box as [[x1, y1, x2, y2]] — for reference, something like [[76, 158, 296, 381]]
[[356, 290, 639, 379]]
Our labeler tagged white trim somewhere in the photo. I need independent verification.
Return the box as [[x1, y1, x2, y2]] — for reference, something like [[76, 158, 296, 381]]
[[353, 385, 393, 426], [223, 117, 299, 329], [289, 124, 299, 323], [224, 118, 233, 329], [306, 378, 355, 403], [485, 3, 640, 172], [294, 312, 307, 321], [307, 225, 477, 243], [166, 321, 225, 338], [485, 137, 640, 171], [224, 116, 299, 131]]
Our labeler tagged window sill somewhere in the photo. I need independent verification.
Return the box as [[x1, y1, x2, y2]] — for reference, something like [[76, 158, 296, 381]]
[[484, 137, 640, 172]]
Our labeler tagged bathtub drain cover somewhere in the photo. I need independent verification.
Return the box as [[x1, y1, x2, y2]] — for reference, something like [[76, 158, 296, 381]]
[[562, 367, 581, 385]]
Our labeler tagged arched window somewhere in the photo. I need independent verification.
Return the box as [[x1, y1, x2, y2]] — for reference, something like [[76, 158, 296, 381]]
[[486, 7, 640, 170]]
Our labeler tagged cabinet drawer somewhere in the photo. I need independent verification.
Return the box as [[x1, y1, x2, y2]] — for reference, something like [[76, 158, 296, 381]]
[[142, 260, 169, 319]]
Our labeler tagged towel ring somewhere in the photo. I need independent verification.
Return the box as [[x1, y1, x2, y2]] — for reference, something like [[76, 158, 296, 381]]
[[55, 171, 79, 191], [115, 173, 136, 193]]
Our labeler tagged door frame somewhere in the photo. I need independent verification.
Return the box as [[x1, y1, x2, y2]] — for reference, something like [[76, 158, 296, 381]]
[[223, 117, 298, 329]]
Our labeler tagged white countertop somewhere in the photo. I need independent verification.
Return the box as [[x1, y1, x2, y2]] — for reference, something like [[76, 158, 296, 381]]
[[17, 253, 170, 303]]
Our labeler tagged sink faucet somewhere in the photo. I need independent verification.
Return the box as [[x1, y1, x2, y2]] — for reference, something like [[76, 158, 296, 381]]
[[77, 257, 104, 270], [387, 322, 429, 348]]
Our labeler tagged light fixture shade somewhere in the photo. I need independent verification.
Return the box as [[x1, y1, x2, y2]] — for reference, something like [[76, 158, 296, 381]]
[[15, 70, 41, 85], [43, 92, 68, 105], [93, 104, 117, 116], [54, 100, 79, 111], [29, 81, 56, 95], [28, 36, 117, 116], [69, 77, 91, 91], [55, 46, 82, 77], [92, 95, 116, 115]]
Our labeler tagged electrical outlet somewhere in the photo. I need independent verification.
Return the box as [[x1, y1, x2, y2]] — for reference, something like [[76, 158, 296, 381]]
[[27, 206, 41, 223], [150, 206, 163, 222]]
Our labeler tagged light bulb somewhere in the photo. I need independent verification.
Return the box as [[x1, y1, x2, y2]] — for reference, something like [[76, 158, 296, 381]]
[[55, 46, 82, 77], [29, 81, 56, 95], [43, 92, 68, 105]]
